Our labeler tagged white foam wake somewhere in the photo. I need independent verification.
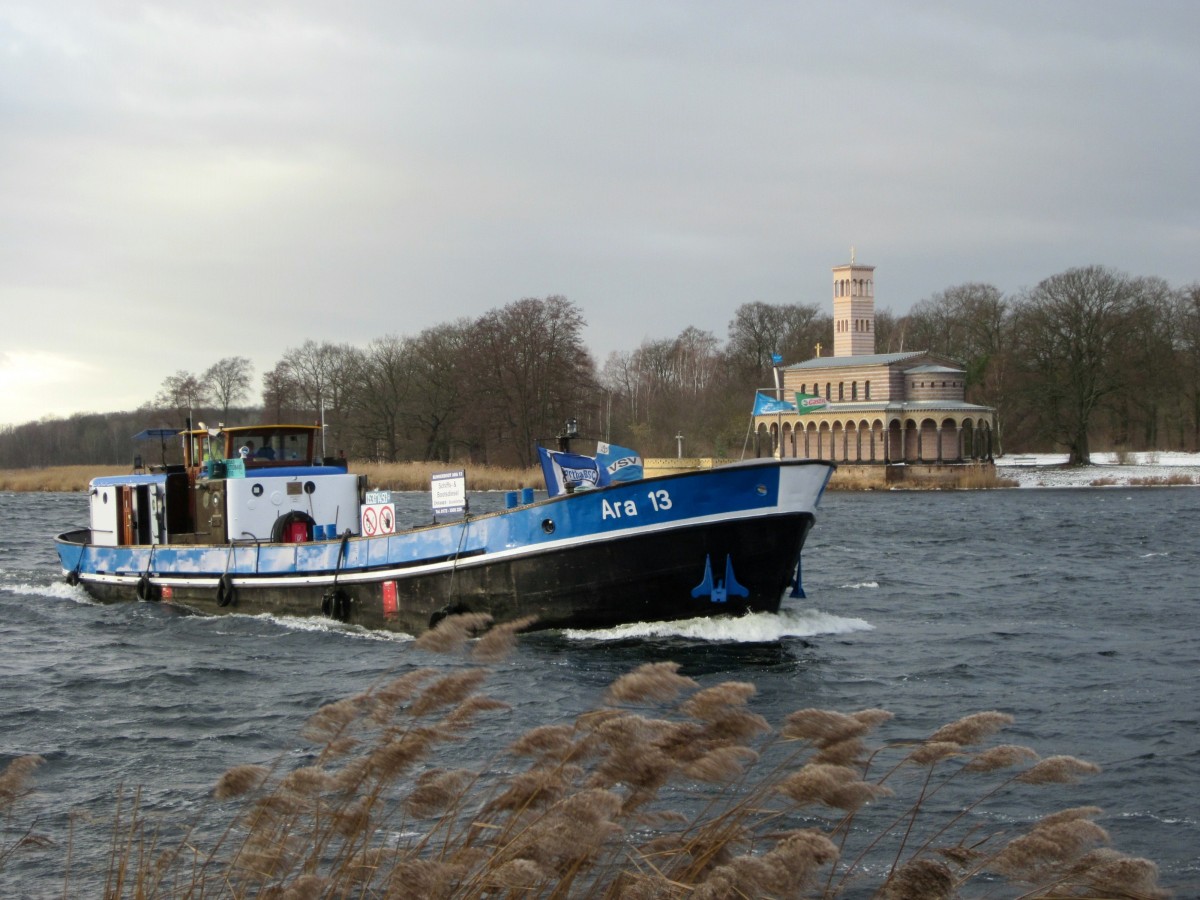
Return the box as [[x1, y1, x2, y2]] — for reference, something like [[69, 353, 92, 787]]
[[563, 608, 873, 643], [0, 576, 94, 603], [193, 611, 416, 642]]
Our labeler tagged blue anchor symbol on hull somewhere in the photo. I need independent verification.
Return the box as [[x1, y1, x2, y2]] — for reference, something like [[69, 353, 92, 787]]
[[690, 554, 749, 604]]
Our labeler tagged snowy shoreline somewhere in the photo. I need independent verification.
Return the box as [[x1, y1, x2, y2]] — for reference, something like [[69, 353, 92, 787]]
[[995, 451, 1200, 488]]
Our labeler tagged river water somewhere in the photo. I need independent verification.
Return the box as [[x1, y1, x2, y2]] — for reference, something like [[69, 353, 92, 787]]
[[1, 487, 1198, 896]]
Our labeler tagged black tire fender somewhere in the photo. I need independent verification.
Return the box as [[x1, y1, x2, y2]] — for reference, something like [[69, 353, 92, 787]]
[[136, 572, 154, 602], [321, 588, 351, 622], [217, 573, 236, 608]]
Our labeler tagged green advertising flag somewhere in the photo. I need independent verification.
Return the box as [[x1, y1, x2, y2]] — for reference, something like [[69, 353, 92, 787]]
[[794, 392, 828, 415]]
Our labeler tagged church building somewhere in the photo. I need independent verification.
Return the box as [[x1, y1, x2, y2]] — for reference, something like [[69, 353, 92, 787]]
[[755, 255, 995, 482]]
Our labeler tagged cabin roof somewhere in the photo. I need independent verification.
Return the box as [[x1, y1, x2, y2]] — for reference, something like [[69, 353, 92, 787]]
[[185, 424, 321, 435]]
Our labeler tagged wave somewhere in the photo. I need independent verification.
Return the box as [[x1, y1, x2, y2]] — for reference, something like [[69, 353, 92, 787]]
[[840, 581, 879, 589], [0, 575, 94, 603], [189, 611, 417, 642], [563, 608, 873, 643]]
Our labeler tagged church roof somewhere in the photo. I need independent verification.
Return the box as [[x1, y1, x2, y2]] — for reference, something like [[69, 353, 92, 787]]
[[787, 351, 926, 370], [905, 364, 964, 375], [757, 399, 995, 417]]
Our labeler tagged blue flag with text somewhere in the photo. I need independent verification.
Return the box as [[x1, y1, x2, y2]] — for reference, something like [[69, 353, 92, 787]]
[[595, 442, 643, 484], [752, 391, 798, 415], [537, 447, 603, 497]]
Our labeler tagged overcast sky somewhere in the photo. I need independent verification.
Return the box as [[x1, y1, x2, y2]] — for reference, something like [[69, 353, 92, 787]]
[[2, 1, 1197, 427]]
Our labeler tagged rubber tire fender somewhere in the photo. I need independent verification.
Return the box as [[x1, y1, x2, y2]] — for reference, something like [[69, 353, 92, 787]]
[[321, 588, 351, 622], [136, 572, 154, 602], [217, 573, 236, 608]]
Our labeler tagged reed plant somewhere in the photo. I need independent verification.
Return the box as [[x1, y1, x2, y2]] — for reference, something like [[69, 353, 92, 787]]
[[948, 468, 1020, 490], [1127, 474, 1198, 487], [0, 466, 126, 492], [355, 461, 540, 493], [2, 614, 1170, 898]]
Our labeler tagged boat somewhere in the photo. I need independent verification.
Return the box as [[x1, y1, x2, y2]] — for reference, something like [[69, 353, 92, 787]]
[[54, 422, 835, 635]]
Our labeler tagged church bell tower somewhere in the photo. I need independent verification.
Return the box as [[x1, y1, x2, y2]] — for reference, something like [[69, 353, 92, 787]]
[[832, 249, 876, 357]]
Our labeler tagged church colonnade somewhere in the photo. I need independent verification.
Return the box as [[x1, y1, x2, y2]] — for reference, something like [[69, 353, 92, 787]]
[[757, 415, 994, 464]]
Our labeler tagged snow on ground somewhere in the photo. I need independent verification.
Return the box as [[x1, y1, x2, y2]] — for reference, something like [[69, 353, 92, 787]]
[[994, 451, 1200, 488]]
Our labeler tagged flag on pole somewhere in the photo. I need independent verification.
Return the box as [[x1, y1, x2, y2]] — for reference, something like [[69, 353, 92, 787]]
[[794, 392, 829, 414], [537, 446, 602, 497], [752, 392, 798, 416], [595, 442, 643, 484]]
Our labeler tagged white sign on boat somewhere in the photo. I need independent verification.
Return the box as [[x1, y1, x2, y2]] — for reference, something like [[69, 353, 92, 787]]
[[431, 469, 466, 514]]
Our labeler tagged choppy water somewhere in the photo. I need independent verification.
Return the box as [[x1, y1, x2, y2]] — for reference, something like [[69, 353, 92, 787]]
[[2, 487, 1198, 895]]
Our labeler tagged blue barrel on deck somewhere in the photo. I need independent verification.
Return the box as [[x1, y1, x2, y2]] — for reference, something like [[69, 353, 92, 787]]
[[521, 487, 534, 505], [505, 491, 518, 509]]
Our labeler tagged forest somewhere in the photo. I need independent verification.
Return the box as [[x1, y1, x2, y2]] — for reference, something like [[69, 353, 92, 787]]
[[3, 265, 1199, 470]]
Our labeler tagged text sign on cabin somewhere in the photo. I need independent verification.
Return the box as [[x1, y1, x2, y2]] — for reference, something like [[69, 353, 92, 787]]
[[431, 470, 466, 515]]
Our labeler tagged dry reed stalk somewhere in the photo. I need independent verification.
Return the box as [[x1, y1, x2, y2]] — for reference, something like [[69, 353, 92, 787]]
[[928, 710, 1015, 746], [0, 754, 44, 804], [413, 613, 494, 655], [605, 661, 698, 704]]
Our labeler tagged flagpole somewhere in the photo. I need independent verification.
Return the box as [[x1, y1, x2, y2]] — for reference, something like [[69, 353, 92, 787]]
[[772, 356, 783, 459]]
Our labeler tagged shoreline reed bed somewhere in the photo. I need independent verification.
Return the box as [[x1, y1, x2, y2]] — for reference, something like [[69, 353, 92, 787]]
[[1, 614, 1169, 898], [0, 463, 541, 494], [0, 466, 128, 493], [356, 461, 540, 493], [827, 469, 1020, 491]]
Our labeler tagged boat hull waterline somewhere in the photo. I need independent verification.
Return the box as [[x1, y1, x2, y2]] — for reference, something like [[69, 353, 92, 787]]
[[56, 459, 834, 635]]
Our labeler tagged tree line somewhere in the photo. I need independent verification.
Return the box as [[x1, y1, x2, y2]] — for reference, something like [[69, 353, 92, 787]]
[[4, 266, 1198, 469]]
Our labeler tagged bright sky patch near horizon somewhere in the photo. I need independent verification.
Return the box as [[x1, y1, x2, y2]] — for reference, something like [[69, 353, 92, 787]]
[[2, 1, 1197, 427]]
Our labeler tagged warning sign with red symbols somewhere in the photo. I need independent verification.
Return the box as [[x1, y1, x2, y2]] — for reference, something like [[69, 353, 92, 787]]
[[360, 502, 397, 537]]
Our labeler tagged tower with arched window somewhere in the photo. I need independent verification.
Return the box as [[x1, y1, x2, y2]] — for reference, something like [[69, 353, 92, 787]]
[[832, 252, 875, 358]]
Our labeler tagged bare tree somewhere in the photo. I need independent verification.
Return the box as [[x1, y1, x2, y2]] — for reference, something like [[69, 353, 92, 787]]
[[346, 335, 412, 462], [155, 370, 210, 421], [1103, 278, 1178, 449], [262, 361, 300, 422], [405, 321, 473, 462], [203, 356, 253, 418], [1010, 266, 1142, 465], [471, 296, 596, 467], [727, 301, 828, 380], [1175, 283, 1200, 449], [278, 340, 358, 452]]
